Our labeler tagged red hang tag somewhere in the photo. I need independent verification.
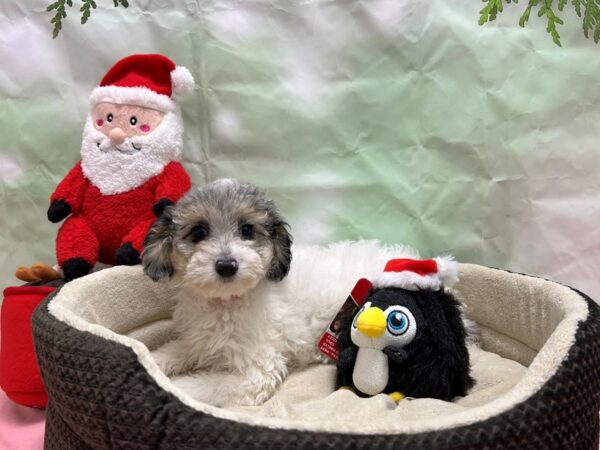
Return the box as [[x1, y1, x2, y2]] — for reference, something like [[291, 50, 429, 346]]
[[317, 278, 372, 361]]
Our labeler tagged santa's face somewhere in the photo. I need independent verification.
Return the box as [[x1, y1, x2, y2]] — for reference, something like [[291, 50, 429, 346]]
[[81, 102, 184, 195], [92, 103, 165, 151]]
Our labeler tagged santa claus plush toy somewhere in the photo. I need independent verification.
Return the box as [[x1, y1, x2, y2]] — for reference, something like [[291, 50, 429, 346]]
[[45, 54, 193, 280]]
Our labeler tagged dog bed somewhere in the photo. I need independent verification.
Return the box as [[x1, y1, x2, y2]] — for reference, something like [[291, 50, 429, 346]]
[[32, 254, 600, 449]]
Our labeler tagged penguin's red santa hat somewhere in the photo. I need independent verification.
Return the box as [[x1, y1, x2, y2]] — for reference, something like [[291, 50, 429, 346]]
[[88, 54, 194, 112], [372, 256, 459, 291]]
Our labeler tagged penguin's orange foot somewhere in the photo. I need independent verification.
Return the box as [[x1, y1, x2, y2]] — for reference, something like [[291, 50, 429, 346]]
[[389, 391, 405, 403], [338, 386, 356, 393]]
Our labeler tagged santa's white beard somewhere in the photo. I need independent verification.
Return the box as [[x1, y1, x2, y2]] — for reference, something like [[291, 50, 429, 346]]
[[80, 111, 184, 195]]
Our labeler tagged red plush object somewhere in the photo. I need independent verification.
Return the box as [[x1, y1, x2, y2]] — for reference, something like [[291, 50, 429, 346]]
[[100, 53, 179, 97], [89, 53, 195, 112], [52, 160, 190, 268], [0, 286, 55, 408], [48, 54, 194, 280]]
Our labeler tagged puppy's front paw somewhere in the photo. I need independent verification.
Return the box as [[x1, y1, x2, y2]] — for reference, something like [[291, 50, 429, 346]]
[[151, 348, 189, 377], [232, 357, 288, 406], [229, 386, 278, 407], [151, 349, 173, 375], [231, 394, 263, 407]]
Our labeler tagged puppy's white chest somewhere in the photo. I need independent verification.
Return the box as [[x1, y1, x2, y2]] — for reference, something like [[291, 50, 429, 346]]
[[353, 348, 389, 396], [173, 295, 272, 370]]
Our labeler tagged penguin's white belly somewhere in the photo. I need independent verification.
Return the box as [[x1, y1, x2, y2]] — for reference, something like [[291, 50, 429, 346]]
[[352, 348, 388, 396]]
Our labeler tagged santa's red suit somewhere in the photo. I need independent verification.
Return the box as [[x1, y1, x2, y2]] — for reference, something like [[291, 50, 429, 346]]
[[48, 54, 194, 280], [52, 160, 190, 266]]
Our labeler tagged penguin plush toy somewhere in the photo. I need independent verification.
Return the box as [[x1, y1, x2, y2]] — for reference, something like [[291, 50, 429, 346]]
[[337, 257, 474, 402]]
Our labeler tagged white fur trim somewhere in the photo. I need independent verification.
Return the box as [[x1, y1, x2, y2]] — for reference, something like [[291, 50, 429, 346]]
[[80, 111, 183, 195], [89, 85, 176, 112], [171, 66, 195, 97], [434, 256, 459, 287], [371, 271, 443, 291]]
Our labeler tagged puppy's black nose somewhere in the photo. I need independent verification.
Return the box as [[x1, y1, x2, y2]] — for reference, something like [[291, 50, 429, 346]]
[[215, 259, 238, 278]]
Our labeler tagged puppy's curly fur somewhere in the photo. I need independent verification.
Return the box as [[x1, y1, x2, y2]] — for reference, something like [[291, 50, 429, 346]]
[[143, 179, 420, 407]]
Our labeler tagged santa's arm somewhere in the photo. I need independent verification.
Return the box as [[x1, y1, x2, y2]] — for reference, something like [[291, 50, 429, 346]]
[[48, 161, 87, 223], [153, 161, 192, 217]]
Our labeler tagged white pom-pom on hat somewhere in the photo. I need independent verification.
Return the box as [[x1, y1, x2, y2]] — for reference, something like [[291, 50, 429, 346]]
[[171, 66, 195, 97], [434, 255, 459, 287]]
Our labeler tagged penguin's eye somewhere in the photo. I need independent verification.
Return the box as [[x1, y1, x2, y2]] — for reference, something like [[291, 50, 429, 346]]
[[387, 311, 409, 335]]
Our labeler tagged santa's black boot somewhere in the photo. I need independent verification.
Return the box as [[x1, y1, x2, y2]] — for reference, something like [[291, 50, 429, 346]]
[[62, 258, 92, 281], [115, 243, 140, 266]]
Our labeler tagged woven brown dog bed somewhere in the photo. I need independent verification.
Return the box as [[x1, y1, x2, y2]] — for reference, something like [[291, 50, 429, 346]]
[[32, 254, 600, 449]]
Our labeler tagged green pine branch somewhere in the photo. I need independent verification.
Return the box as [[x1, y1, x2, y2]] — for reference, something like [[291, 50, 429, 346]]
[[46, 0, 600, 45], [480, 0, 600, 46], [46, 0, 129, 38]]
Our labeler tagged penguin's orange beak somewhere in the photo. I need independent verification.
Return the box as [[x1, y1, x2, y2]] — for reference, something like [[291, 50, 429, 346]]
[[356, 307, 386, 338]]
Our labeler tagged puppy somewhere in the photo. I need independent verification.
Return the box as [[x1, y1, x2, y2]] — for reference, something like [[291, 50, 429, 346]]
[[143, 179, 420, 407]]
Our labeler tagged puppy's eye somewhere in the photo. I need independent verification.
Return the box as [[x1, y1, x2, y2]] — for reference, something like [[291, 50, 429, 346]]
[[240, 223, 254, 240], [190, 224, 209, 242]]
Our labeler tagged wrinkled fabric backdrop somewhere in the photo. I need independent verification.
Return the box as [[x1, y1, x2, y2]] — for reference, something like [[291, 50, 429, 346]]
[[1, 1, 599, 300]]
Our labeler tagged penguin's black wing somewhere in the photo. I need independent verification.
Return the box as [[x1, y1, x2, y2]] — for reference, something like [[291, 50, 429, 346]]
[[336, 308, 359, 388], [338, 346, 358, 384], [410, 289, 475, 400], [383, 346, 408, 364]]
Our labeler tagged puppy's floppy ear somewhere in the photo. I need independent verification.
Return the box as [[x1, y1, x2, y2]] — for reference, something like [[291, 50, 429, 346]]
[[267, 221, 292, 281], [142, 208, 176, 281]]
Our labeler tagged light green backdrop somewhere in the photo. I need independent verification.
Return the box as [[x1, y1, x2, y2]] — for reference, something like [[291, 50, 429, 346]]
[[1, 1, 599, 299]]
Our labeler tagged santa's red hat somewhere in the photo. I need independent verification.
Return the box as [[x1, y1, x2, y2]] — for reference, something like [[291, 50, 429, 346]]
[[371, 257, 459, 291], [89, 54, 194, 112]]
